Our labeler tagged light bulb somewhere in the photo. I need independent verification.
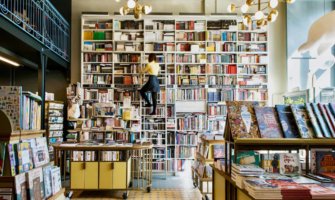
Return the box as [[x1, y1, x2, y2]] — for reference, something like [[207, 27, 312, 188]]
[[270, 9, 279, 18], [246, 0, 254, 6], [142, 5, 152, 14], [120, 6, 125, 15], [227, 3, 236, 13], [115, 0, 121, 2], [127, 0, 136, 9], [254, 10, 264, 20], [269, 0, 279, 8], [241, 4, 249, 13], [286, 0, 296, 3], [243, 15, 252, 26]]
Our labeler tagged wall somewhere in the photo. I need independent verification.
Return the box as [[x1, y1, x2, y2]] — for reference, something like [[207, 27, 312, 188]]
[[71, 0, 289, 105], [286, 0, 335, 99]]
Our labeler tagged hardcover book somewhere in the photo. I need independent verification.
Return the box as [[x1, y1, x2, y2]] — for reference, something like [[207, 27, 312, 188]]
[[26, 167, 44, 200], [315, 151, 335, 174], [318, 103, 335, 138], [290, 104, 315, 138], [32, 138, 50, 168], [15, 173, 27, 200], [51, 167, 61, 195], [305, 103, 323, 138], [226, 101, 260, 139], [16, 142, 33, 174], [275, 105, 300, 138], [254, 106, 283, 138], [279, 153, 301, 176], [311, 103, 331, 138], [213, 144, 225, 159]]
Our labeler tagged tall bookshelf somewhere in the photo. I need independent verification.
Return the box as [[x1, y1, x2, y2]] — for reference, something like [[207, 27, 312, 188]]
[[80, 15, 269, 177]]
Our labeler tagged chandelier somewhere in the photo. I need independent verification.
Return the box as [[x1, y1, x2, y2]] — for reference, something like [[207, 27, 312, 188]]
[[227, 0, 296, 27], [119, 0, 153, 19]]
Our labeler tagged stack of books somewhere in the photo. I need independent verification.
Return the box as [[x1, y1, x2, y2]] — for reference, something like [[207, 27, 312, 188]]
[[231, 163, 265, 188]]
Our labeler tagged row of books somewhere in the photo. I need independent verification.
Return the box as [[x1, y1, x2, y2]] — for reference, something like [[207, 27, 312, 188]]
[[144, 43, 175, 52], [114, 91, 140, 102], [176, 88, 207, 101], [113, 20, 144, 30], [238, 54, 268, 64], [114, 32, 144, 41], [176, 32, 206, 41], [83, 53, 112, 62], [83, 89, 113, 102], [83, 74, 113, 85], [175, 132, 198, 145], [83, 31, 113, 41], [238, 32, 267, 42], [176, 21, 205, 31], [114, 75, 141, 85], [237, 43, 267, 52], [145, 20, 174, 30], [222, 43, 237, 52], [114, 64, 141, 74], [175, 54, 205, 63], [73, 150, 126, 161], [83, 64, 113, 73], [208, 119, 226, 133], [115, 42, 143, 52], [21, 93, 42, 130], [177, 114, 206, 131], [238, 21, 266, 31], [177, 75, 206, 85], [208, 75, 236, 85], [177, 64, 206, 74], [227, 101, 335, 139], [176, 43, 205, 52], [113, 54, 141, 63], [8, 137, 50, 176], [207, 88, 235, 102], [207, 54, 236, 64], [238, 64, 267, 75], [145, 31, 175, 42], [207, 20, 237, 30], [208, 104, 227, 116], [175, 146, 196, 159], [15, 165, 62, 200], [237, 89, 268, 101], [83, 42, 113, 51], [49, 124, 63, 131], [83, 22, 112, 30]]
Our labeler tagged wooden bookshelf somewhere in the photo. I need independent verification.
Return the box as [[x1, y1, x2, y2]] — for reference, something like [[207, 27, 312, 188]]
[[80, 15, 269, 177]]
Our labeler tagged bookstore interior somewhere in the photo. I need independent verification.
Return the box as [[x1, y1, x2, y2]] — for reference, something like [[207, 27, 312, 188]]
[[1, 0, 335, 200]]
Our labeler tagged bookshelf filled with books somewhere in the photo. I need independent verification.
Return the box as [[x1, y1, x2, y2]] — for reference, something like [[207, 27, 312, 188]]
[[45, 101, 64, 160], [81, 15, 269, 176], [0, 86, 65, 200], [212, 101, 335, 200]]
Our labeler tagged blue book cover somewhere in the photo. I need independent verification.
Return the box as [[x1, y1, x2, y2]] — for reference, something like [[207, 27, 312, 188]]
[[306, 103, 323, 138], [311, 103, 331, 138], [291, 104, 315, 139], [275, 105, 300, 138]]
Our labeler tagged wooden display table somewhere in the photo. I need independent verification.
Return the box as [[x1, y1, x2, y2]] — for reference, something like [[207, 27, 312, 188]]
[[53, 143, 153, 199]]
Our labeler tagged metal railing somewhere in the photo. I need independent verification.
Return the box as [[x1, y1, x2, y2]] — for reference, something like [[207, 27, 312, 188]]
[[0, 0, 69, 62]]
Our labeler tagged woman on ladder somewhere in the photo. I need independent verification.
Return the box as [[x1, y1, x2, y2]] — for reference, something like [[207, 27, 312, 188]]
[[140, 53, 160, 115]]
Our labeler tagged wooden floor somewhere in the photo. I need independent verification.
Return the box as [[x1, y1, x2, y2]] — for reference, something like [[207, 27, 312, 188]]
[[71, 188, 203, 200]]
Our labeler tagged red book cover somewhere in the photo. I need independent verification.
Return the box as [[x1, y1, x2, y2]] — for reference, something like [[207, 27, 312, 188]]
[[302, 184, 335, 197], [320, 172, 335, 179], [318, 103, 335, 138]]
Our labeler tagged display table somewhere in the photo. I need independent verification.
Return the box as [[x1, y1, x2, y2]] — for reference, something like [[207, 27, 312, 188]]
[[53, 143, 153, 199]]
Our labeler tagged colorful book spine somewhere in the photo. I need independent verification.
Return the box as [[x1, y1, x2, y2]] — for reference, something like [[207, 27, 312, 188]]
[[318, 103, 335, 138], [324, 104, 335, 137], [306, 103, 323, 138], [290, 104, 314, 139], [311, 103, 331, 138]]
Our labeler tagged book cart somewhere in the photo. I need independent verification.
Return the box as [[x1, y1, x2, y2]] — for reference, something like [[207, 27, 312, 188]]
[[53, 143, 153, 199], [211, 121, 335, 200], [192, 137, 225, 200], [0, 105, 65, 198]]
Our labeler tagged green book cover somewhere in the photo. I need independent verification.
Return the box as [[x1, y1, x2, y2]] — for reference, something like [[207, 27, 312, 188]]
[[236, 150, 260, 166]]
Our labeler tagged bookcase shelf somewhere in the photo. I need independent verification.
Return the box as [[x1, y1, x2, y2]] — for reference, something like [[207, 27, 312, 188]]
[[80, 15, 269, 177]]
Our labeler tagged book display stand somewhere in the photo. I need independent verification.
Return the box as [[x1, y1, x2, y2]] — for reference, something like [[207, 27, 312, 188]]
[[0, 86, 65, 200]]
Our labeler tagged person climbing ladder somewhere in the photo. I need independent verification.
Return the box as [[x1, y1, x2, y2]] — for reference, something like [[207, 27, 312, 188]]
[[140, 53, 160, 115]]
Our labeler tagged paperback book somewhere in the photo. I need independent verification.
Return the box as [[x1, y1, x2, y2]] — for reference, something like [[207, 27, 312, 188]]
[[212, 144, 225, 159], [305, 103, 323, 138], [43, 165, 53, 198], [290, 104, 315, 138], [51, 167, 62, 195], [315, 151, 335, 179], [275, 105, 300, 138], [226, 101, 260, 139], [311, 103, 331, 138], [254, 106, 283, 138], [15, 173, 27, 200], [26, 167, 44, 200], [236, 150, 260, 165], [32, 138, 50, 168], [16, 142, 33, 174], [279, 153, 301, 176]]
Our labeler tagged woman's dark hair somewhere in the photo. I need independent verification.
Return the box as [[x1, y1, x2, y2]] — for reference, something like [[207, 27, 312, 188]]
[[148, 54, 156, 62]]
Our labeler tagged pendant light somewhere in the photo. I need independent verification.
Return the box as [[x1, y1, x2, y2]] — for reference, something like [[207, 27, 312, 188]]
[[119, 0, 152, 19]]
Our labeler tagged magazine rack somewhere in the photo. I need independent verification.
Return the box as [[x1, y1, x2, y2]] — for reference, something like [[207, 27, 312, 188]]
[[211, 121, 335, 200]]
